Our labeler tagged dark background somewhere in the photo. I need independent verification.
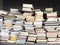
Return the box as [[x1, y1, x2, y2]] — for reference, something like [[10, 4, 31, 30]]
[[3, 0, 60, 12]]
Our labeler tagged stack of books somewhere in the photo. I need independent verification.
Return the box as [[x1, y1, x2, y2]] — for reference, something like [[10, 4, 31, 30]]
[[56, 27, 60, 44], [4, 20, 13, 30], [34, 11, 44, 28], [36, 28, 47, 43], [0, 29, 10, 42], [44, 12, 58, 31], [16, 32, 28, 44], [47, 30, 58, 44], [22, 4, 34, 12], [24, 22, 35, 34]]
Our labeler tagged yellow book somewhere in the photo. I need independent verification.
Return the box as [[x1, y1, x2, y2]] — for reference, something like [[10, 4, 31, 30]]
[[10, 37, 17, 41]]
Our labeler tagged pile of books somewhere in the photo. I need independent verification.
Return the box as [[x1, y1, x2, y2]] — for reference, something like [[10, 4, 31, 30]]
[[47, 30, 58, 44], [36, 28, 47, 43], [0, 4, 60, 44], [44, 12, 58, 31]]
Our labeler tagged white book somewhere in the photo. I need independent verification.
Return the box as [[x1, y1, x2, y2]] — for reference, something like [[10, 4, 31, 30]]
[[26, 42, 34, 44], [15, 21, 23, 25], [47, 12, 57, 16], [13, 25, 22, 28], [25, 22, 33, 25], [47, 32, 57, 38], [11, 32, 19, 35], [29, 34, 37, 37], [47, 38, 57, 42], [0, 10, 9, 15], [23, 4, 33, 8], [47, 42, 57, 44], [37, 34, 46, 37], [22, 8, 32, 11], [20, 32, 28, 36], [10, 8, 19, 13], [34, 21, 43, 25], [7, 40, 16, 43], [25, 27, 34, 30], [1, 29, 10, 33], [36, 40, 47, 43], [24, 25, 33, 27], [35, 11, 43, 15], [4, 20, 13, 24], [23, 13, 32, 16], [27, 36, 36, 42], [37, 36, 46, 40], [47, 18, 57, 21]]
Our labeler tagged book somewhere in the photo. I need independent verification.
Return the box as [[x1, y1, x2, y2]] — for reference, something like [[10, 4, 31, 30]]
[[10, 8, 19, 13], [47, 38, 57, 42], [26, 29, 35, 34], [16, 38, 26, 44], [23, 13, 32, 17], [35, 11, 43, 16], [45, 8, 53, 13], [47, 32, 57, 38], [37, 36, 46, 40], [47, 12, 57, 17], [22, 8, 32, 12], [0, 10, 9, 15], [36, 40, 47, 43], [26, 16, 35, 22], [47, 18, 57, 22], [19, 32, 28, 36], [23, 4, 33, 9], [25, 22, 33, 25], [27, 36, 36, 42]]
